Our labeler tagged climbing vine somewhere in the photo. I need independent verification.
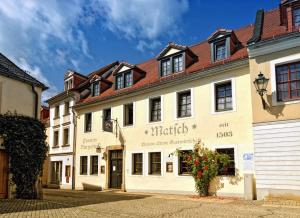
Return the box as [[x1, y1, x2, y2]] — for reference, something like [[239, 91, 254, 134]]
[[0, 113, 47, 199]]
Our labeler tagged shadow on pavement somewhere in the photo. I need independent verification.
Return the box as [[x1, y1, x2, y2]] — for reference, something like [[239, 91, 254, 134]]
[[0, 189, 151, 215]]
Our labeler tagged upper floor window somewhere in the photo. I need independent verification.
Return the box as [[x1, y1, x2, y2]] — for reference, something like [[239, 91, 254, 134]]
[[55, 105, 60, 118], [177, 90, 191, 118], [115, 71, 133, 90], [161, 59, 172, 76], [53, 130, 59, 147], [102, 108, 111, 130], [276, 62, 300, 101], [84, 113, 92, 132], [124, 103, 133, 126], [293, 8, 300, 27], [215, 41, 227, 61], [64, 102, 70, 115], [63, 128, 69, 146], [91, 82, 100, 97], [160, 54, 184, 77], [64, 79, 73, 91], [149, 97, 161, 122], [215, 81, 232, 111]]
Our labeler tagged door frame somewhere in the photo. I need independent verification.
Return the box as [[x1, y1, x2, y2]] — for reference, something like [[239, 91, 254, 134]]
[[0, 149, 8, 199], [105, 145, 125, 190]]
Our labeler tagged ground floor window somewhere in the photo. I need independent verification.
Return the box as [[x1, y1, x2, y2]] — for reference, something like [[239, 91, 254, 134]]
[[51, 161, 62, 184], [90, 156, 98, 175], [132, 153, 143, 175], [80, 156, 88, 175], [216, 148, 235, 176], [178, 150, 192, 175], [149, 152, 161, 175]]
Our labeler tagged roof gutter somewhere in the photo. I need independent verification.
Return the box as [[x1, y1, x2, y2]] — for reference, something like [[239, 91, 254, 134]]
[[31, 85, 38, 119]]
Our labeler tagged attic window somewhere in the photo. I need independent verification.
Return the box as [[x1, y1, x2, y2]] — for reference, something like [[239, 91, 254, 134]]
[[91, 82, 100, 97], [215, 41, 227, 61], [160, 54, 184, 77], [293, 8, 300, 27], [64, 79, 73, 91], [115, 71, 133, 90]]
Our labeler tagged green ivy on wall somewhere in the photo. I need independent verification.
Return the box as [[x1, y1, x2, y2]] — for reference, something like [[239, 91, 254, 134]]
[[0, 113, 48, 199]]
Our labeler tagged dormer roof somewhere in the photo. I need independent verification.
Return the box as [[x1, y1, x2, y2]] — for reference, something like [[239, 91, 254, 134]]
[[207, 29, 233, 43], [112, 61, 145, 76], [157, 42, 198, 60]]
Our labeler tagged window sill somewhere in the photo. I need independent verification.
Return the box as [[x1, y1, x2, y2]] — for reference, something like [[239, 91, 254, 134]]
[[52, 146, 59, 149], [53, 117, 60, 120], [61, 144, 70, 147], [63, 113, 70, 117], [212, 109, 235, 115], [272, 98, 300, 106], [178, 174, 192, 177]]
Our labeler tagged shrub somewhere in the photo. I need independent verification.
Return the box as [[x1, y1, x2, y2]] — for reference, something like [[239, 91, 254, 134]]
[[0, 113, 48, 199], [177, 140, 230, 196]]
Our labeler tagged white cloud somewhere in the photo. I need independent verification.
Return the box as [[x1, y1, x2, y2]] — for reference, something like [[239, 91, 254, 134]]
[[91, 0, 189, 51]]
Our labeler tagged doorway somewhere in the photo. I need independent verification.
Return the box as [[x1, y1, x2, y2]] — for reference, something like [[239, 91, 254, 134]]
[[109, 150, 123, 189], [0, 150, 8, 198], [50, 161, 62, 185]]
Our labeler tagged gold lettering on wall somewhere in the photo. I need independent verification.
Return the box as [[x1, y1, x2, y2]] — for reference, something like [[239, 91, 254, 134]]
[[216, 122, 233, 138]]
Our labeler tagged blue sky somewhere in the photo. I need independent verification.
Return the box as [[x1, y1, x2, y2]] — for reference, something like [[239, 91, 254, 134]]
[[0, 0, 278, 102]]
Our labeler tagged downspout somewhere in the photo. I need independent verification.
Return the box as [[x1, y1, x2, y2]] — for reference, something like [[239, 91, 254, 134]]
[[31, 85, 38, 119], [71, 97, 77, 190]]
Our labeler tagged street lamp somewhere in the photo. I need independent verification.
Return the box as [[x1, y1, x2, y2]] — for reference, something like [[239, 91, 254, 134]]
[[253, 72, 269, 109]]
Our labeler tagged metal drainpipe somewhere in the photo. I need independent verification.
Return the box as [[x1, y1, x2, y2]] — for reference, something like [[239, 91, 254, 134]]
[[31, 85, 38, 119], [71, 97, 77, 190]]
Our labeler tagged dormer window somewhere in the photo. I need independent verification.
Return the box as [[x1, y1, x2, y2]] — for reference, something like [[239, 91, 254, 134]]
[[215, 41, 227, 61], [91, 82, 100, 97], [293, 8, 300, 27], [208, 29, 241, 63], [115, 71, 133, 90], [161, 59, 172, 76], [157, 43, 197, 78], [64, 79, 73, 91], [112, 62, 145, 90]]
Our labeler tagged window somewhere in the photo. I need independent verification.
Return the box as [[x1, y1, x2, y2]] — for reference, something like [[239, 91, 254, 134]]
[[85, 113, 92, 132], [80, 156, 88, 175], [178, 150, 192, 175], [216, 148, 235, 176], [55, 105, 60, 118], [149, 97, 161, 122], [115, 71, 133, 90], [276, 62, 300, 101], [215, 82, 232, 111], [149, 152, 161, 175], [64, 79, 73, 90], [294, 8, 300, 27], [215, 41, 226, 61], [90, 156, 98, 175], [63, 128, 69, 146], [64, 102, 70, 115], [173, 55, 183, 72], [132, 153, 143, 175], [53, 131, 59, 147], [124, 103, 133, 126], [161, 59, 172, 76], [177, 90, 191, 118], [124, 72, 133, 88], [102, 108, 111, 129], [92, 82, 100, 96], [116, 74, 124, 90]]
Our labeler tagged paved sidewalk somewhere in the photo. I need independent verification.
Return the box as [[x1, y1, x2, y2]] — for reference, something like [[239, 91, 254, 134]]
[[1, 189, 300, 217]]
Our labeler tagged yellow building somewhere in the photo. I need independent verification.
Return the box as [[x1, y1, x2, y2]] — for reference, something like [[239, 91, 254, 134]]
[[248, 1, 300, 199], [0, 53, 47, 198], [72, 25, 256, 197]]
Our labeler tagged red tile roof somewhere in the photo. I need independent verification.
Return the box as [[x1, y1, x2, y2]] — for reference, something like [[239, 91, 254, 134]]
[[79, 24, 254, 104]]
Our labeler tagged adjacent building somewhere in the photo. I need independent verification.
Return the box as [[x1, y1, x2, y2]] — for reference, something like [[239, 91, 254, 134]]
[[0, 53, 47, 198], [248, 0, 300, 199]]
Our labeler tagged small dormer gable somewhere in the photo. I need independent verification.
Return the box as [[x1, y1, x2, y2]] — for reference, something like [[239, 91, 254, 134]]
[[157, 42, 198, 77], [64, 70, 87, 91], [208, 29, 241, 62], [112, 62, 145, 90]]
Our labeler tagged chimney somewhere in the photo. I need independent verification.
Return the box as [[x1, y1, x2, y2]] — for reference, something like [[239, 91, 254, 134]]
[[286, 5, 294, 31]]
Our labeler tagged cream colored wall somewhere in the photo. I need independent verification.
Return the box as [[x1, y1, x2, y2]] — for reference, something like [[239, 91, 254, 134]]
[[75, 66, 254, 195], [0, 75, 42, 118], [249, 47, 300, 124]]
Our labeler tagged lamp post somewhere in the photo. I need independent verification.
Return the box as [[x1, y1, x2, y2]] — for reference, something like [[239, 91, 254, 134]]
[[253, 72, 269, 109]]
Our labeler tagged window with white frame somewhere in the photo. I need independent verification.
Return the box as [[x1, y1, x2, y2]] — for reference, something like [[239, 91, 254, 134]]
[[177, 90, 191, 118], [215, 81, 232, 111], [132, 153, 143, 175], [149, 97, 161, 122], [63, 128, 69, 146], [216, 148, 235, 176], [90, 156, 98, 175], [124, 103, 133, 126], [84, 113, 92, 132], [80, 156, 88, 175], [53, 130, 59, 147], [149, 152, 161, 175]]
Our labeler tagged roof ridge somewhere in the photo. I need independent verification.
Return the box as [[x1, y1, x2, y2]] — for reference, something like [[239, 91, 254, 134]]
[[264, 7, 279, 14]]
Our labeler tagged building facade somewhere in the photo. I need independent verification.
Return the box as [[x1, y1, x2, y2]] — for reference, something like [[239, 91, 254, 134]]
[[0, 53, 47, 198], [46, 70, 88, 189], [248, 0, 300, 199]]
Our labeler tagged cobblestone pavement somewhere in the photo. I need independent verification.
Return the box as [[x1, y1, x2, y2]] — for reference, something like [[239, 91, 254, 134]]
[[1, 189, 300, 217]]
